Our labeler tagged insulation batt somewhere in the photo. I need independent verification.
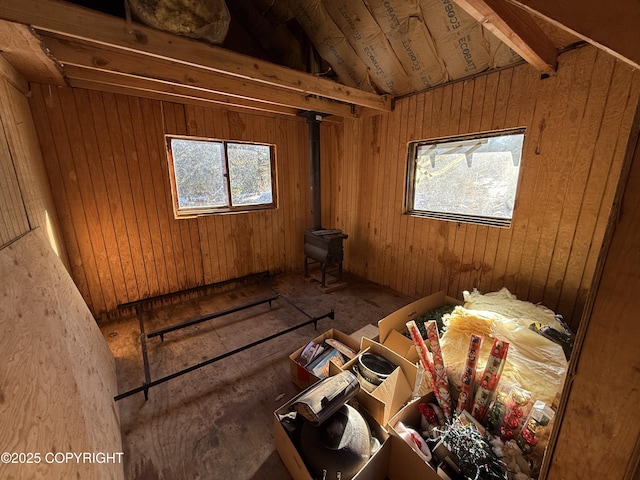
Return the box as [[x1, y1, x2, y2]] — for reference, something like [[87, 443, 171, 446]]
[[283, 0, 375, 91], [128, 0, 230, 44], [439, 292, 568, 407], [463, 287, 567, 333]]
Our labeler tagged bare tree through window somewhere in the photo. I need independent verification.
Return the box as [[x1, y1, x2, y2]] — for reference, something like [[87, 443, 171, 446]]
[[166, 136, 276, 218], [406, 129, 525, 227]]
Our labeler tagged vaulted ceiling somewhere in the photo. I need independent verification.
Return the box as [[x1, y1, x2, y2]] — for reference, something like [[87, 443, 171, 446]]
[[0, 0, 637, 118]]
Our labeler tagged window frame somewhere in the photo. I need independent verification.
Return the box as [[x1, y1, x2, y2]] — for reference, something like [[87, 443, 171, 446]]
[[165, 134, 278, 218], [404, 128, 526, 228]]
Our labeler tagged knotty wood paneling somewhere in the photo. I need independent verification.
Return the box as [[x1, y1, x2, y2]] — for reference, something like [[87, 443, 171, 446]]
[[547, 108, 640, 480], [30, 85, 311, 318], [321, 45, 640, 330], [27, 45, 639, 330], [0, 62, 67, 266], [0, 104, 27, 245]]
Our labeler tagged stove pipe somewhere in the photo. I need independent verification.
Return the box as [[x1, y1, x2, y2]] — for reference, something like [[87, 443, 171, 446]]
[[306, 112, 323, 230]]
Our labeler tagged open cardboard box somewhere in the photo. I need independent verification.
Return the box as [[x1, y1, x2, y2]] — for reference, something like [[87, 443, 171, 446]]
[[329, 337, 418, 427], [273, 382, 390, 480], [289, 328, 361, 390], [388, 393, 444, 478], [389, 390, 480, 480], [350, 323, 380, 345], [378, 291, 462, 361], [386, 435, 442, 480], [274, 385, 441, 480]]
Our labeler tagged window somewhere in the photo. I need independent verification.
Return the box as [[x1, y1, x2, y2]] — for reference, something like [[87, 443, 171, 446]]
[[405, 128, 525, 227], [166, 135, 277, 217]]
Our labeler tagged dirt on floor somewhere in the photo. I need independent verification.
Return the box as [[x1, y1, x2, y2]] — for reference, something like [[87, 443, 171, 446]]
[[101, 272, 415, 480]]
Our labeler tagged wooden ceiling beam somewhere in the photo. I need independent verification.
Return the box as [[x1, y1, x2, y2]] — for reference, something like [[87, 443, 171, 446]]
[[0, 0, 392, 113], [65, 74, 299, 117], [40, 34, 356, 118], [0, 19, 65, 85], [453, 0, 557, 75], [0, 53, 29, 94], [505, 0, 640, 70]]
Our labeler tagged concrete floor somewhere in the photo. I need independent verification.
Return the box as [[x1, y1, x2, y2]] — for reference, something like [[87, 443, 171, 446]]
[[102, 272, 415, 480]]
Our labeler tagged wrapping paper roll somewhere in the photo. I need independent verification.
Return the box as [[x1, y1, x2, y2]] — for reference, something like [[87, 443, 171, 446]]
[[425, 320, 452, 421], [470, 338, 509, 423], [455, 333, 483, 416], [406, 320, 436, 395]]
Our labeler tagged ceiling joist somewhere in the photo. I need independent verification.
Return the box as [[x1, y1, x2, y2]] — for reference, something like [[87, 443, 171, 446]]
[[0, 0, 392, 115], [67, 74, 299, 117], [40, 34, 357, 118], [453, 0, 558, 75]]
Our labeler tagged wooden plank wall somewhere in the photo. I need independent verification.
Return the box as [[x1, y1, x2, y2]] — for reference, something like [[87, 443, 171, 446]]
[[548, 115, 640, 479], [320, 117, 361, 265], [29, 85, 311, 318], [323, 45, 640, 330], [0, 58, 67, 264], [26, 44, 640, 329], [0, 229, 122, 480]]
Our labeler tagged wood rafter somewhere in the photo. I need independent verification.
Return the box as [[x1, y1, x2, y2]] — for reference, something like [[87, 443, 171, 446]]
[[0, 0, 392, 115], [453, 0, 557, 75], [505, 0, 640, 70]]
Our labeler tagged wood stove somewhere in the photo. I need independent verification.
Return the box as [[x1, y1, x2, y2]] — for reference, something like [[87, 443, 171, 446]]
[[304, 228, 348, 287], [301, 111, 348, 288]]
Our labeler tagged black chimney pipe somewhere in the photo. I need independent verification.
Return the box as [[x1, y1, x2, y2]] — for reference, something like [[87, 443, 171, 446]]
[[304, 112, 323, 230], [299, 112, 348, 287]]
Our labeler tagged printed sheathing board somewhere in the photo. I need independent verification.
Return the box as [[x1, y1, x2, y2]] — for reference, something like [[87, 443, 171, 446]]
[[367, 0, 447, 89], [419, 0, 492, 80], [285, 0, 375, 92], [323, 0, 414, 95]]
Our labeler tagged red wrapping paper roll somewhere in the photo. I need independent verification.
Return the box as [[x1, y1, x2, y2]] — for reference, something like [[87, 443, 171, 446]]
[[406, 320, 436, 395], [455, 333, 483, 416], [470, 338, 509, 423], [425, 320, 452, 421]]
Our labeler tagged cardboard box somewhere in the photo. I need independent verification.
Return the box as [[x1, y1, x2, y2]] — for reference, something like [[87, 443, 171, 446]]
[[289, 328, 361, 390], [387, 393, 441, 477], [386, 435, 442, 480], [330, 337, 418, 427], [274, 387, 440, 480], [273, 385, 390, 480], [388, 393, 436, 440], [389, 391, 482, 479], [378, 291, 462, 361], [350, 323, 379, 345]]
